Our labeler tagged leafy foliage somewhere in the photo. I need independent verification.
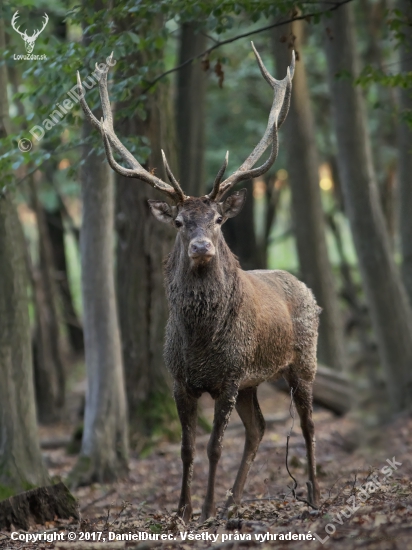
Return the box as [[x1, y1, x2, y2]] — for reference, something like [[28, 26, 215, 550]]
[[0, 0, 360, 194]]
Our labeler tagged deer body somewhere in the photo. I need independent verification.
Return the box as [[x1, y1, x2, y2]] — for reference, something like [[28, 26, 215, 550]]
[[153, 196, 320, 521], [78, 43, 320, 524], [164, 224, 318, 397]]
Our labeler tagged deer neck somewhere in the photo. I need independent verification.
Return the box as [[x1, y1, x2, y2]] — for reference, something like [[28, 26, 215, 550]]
[[165, 234, 242, 324]]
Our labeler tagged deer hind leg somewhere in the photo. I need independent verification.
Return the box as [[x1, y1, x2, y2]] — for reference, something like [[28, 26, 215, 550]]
[[174, 382, 198, 523], [284, 369, 320, 507], [224, 386, 265, 515], [200, 385, 238, 522]]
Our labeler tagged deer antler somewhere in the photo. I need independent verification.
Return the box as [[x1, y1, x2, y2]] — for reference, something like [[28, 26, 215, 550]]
[[76, 54, 185, 203], [208, 42, 295, 202], [11, 12, 27, 39], [31, 14, 49, 40]]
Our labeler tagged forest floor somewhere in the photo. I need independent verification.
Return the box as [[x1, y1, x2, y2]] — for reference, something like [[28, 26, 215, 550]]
[[1, 383, 412, 550]]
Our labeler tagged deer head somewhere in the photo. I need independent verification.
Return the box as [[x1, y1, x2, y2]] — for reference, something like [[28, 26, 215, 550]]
[[148, 192, 247, 267], [11, 11, 49, 54], [76, 44, 294, 266]]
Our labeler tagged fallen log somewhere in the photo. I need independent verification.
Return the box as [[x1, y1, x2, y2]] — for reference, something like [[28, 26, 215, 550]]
[[0, 481, 78, 530], [40, 436, 71, 450], [272, 364, 352, 415]]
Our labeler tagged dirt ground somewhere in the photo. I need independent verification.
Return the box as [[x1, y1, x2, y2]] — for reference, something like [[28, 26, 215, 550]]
[[1, 383, 412, 550]]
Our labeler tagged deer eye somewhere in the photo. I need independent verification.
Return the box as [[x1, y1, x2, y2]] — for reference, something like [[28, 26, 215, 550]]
[[216, 216, 223, 224], [174, 219, 183, 228]]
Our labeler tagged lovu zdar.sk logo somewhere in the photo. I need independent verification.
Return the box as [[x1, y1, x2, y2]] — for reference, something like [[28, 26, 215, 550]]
[[11, 11, 48, 54]]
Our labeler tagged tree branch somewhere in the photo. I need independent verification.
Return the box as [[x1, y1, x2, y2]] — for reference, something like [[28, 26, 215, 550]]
[[142, 0, 354, 93]]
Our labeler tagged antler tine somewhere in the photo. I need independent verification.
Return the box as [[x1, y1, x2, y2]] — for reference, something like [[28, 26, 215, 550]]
[[100, 120, 177, 198], [95, 54, 114, 129], [78, 68, 138, 170], [77, 59, 182, 202], [208, 151, 229, 200], [161, 150, 185, 202], [77, 70, 101, 130], [212, 43, 294, 201]]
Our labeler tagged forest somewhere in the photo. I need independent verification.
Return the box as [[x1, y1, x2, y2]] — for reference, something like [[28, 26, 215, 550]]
[[1, 0, 412, 548]]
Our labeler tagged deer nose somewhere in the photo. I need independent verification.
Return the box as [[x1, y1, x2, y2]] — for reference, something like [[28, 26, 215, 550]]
[[189, 239, 214, 258]]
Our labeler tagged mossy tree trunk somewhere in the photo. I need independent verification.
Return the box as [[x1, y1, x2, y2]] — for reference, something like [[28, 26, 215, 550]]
[[0, 1, 49, 498], [0, 194, 50, 499]]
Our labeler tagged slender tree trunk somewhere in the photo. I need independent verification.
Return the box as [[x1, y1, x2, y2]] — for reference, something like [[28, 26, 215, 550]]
[[70, 0, 128, 483], [360, 0, 397, 248], [176, 23, 207, 195], [116, 31, 177, 445], [398, 0, 412, 304], [70, 120, 129, 484], [0, 2, 49, 495], [44, 206, 84, 355], [273, 21, 346, 371], [324, 2, 412, 411], [30, 180, 66, 423]]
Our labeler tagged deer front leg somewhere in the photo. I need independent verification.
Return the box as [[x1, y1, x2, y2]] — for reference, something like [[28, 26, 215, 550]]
[[174, 382, 198, 523], [200, 385, 238, 522]]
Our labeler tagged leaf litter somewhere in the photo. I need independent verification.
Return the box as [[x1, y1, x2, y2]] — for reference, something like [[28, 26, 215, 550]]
[[1, 383, 412, 550]]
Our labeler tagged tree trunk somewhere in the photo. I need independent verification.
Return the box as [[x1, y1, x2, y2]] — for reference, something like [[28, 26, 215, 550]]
[[324, 2, 412, 411], [0, 194, 50, 498], [359, 0, 397, 248], [30, 181, 66, 424], [0, 0, 9, 139], [69, 120, 129, 485], [176, 23, 207, 195], [0, 4, 49, 497], [70, 0, 128, 481], [398, 0, 412, 305], [116, 38, 177, 446], [44, 205, 84, 355], [223, 181, 266, 270], [272, 21, 346, 371]]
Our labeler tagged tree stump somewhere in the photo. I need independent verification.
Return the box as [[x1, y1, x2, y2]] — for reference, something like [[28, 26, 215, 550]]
[[0, 482, 78, 530]]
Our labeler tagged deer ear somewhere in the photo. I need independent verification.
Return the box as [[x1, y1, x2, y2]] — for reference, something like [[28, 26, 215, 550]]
[[148, 200, 176, 224], [220, 188, 247, 219]]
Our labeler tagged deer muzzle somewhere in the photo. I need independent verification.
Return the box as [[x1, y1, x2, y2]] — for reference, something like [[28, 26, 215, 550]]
[[189, 239, 215, 263]]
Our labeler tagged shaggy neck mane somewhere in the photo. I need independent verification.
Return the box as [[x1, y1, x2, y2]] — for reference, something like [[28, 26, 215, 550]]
[[164, 232, 242, 330]]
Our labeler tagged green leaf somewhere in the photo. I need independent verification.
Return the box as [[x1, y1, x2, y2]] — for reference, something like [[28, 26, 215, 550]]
[[128, 32, 141, 45]]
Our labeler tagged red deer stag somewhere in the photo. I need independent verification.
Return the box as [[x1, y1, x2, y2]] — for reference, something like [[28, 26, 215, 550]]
[[77, 44, 320, 522]]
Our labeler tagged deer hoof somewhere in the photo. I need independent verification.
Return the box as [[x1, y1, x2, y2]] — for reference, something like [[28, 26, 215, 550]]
[[178, 503, 193, 523], [200, 505, 216, 523]]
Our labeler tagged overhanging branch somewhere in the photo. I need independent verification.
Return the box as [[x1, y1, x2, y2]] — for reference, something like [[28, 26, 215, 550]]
[[142, 0, 354, 93]]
